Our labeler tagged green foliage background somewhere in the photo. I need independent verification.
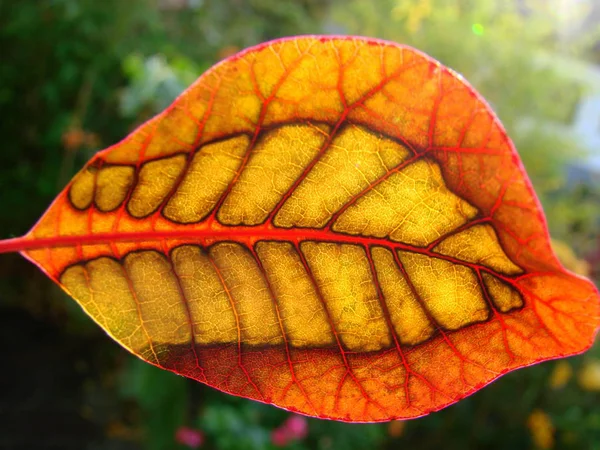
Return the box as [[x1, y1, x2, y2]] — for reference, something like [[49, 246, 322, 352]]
[[0, 1, 598, 449]]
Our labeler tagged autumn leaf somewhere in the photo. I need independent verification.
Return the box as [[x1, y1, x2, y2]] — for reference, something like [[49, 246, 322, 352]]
[[1, 36, 599, 422]]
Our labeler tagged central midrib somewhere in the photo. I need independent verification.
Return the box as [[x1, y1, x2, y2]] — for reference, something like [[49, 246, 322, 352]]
[[12, 223, 522, 283], [21, 225, 427, 252]]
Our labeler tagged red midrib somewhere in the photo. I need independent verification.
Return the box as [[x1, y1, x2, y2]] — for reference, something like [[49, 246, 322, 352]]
[[4, 225, 426, 253], [0, 224, 521, 284]]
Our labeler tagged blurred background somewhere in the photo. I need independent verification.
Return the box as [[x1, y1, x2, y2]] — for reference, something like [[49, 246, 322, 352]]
[[0, 0, 599, 449]]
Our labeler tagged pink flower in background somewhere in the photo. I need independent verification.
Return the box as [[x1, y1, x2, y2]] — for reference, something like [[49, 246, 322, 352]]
[[272, 427, 290, 447], [284, 415, 308, 440], [175, 426, 204, 449], [271, 415, 309, 447]]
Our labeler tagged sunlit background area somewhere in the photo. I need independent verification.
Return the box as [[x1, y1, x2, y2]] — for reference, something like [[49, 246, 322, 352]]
[[1, 1, 599, 449]]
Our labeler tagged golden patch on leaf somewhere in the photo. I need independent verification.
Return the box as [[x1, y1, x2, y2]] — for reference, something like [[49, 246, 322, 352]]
[[1, 36, 599, 422]]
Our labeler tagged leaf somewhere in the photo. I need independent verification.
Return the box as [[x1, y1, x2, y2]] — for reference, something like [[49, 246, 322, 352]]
[[2, 36, 599, 422]]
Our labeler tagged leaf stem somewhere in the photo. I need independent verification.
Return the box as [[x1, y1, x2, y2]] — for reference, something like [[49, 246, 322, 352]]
[[0, 236, 31, 254]]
